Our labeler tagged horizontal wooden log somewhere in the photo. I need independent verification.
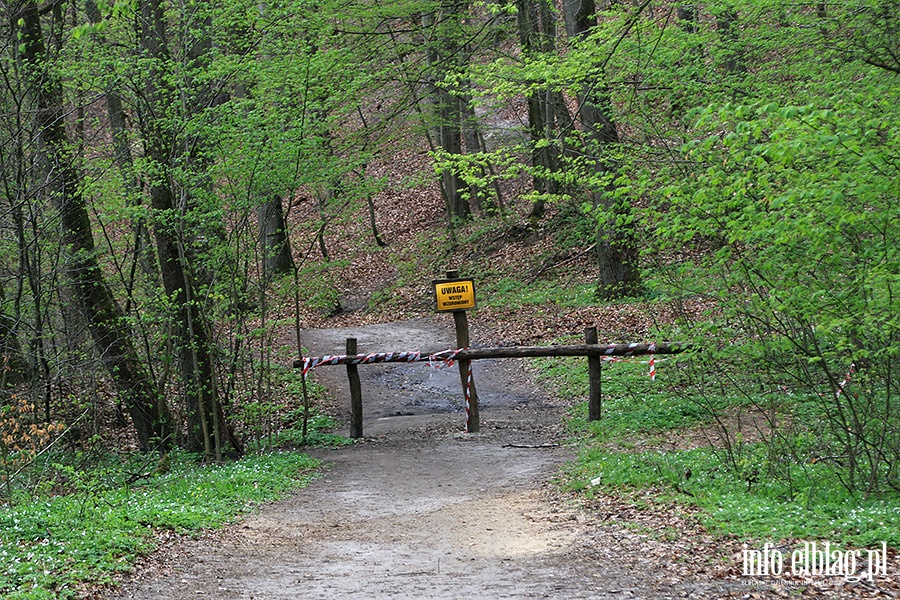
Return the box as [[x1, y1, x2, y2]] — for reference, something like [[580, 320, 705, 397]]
[[292, 342, 689, 369], [452, 342, 688, 360]]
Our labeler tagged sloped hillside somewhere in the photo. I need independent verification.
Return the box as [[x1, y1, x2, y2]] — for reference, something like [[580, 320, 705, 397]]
[[288, 142, 682, 349]]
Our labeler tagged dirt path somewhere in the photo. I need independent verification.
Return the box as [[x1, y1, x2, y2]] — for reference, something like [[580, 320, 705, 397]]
[[102, 318, 757, 599]]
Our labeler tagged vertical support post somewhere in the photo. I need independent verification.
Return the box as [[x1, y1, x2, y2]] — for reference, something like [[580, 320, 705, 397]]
[[448, 269, 479, 432], [346, 337, 363, 438], [586, 327, 602, 421]]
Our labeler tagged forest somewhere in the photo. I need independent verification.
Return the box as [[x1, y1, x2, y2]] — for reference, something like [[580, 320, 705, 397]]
[[1, 0, 899, 595]]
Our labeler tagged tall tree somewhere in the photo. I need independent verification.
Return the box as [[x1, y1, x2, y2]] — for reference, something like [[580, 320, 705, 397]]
[[563, 0, 642, 298], [259, 196, 295, 279], [516, 0, 569, 219], [714, 3, 745, 75], [83, 0, 155, 285], [423, 2, 473, 222], [0, 284, 31, 388], [135, 0, 232, 457], [17, 0, 168, 449]]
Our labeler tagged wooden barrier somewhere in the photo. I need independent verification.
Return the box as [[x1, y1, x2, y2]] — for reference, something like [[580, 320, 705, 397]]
[[294, 336, 688, 438], [291, 341, 687, 370]]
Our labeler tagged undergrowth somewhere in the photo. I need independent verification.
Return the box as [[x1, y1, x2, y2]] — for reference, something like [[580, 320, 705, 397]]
[[0, 451, 320, 599], [0, 381, 342, 599], [533, 353, 900, 549], [235, 364, 353, 452]]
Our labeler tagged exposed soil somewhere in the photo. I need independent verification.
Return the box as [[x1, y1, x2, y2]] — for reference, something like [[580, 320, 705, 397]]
[[100, 318, 891, 599]]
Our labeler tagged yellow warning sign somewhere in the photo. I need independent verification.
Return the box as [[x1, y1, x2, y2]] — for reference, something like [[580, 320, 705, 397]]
[[433, 278, 476, 312]]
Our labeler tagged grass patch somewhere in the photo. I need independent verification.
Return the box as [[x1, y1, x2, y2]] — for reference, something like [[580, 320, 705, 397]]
[[566, 445, 900, 548], [275, 412, 353, 448], [0, 451, 320, 599], [484, 278, 597, 310], [537, 352, 900, 549], [532, 353, 721, 437]]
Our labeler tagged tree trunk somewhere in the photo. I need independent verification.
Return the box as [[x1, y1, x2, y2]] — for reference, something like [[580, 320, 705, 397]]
[[564, 0, 641, 299], [259, 195, 295, 279], [0, 284, 31, 388], [148, 181, 220, 455], [423, 4, 472, 223], [84, 0, 158, 296], [18, 0, 168, 449], [715, 5, 745, 75], [439, 95, 470, 221], [516, 0, 567, 219], [676, 3, 696, 33]]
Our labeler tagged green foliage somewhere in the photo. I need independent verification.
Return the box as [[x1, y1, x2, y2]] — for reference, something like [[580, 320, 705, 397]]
[[484, 278, 596, 310], [294, 262, 348, 314], [650, 94, 900, 496], [568, 444, 900, 547], [547, 202, 599, 253], [0, 452, 319, 598], [534, 353, 720, 438], [539, 0, 900, 500], [272, 410, 353, 449], [229, 359, 349, 452], [9, 0, 900, 569], [538, 354, 900, 547]]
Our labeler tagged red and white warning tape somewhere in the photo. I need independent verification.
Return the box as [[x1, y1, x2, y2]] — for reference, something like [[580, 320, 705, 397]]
[[600, 342, 660, 380], [302, 345, 666, 379], [300, 347, 474, 430], [300, 349, 464, 376], [464, 361, 474, 433]]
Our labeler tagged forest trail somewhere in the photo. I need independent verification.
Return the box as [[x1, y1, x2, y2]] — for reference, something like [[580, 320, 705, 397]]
[[102, 318, 753, 599]]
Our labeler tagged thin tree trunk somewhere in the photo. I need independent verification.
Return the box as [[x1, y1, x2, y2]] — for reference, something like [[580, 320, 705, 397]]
[[516, 0, 566, 220], [366, 191, 388, 246], [84, 0, 158, 313], [138, 0, 228, 456], [460, 88, 484, 214], [423, 4, 472, 223], [715, 5, 744, 75], [352, 107, 389, 247], [0, 285, 30, 387]]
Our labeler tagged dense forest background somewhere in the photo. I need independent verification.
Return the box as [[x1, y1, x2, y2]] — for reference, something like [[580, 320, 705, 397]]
[[1, 0, 898, 501]]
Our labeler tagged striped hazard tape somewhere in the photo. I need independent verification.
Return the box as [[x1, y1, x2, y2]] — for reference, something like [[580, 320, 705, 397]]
[[300, 349, 465, 376], [299, 348, 472, 431]]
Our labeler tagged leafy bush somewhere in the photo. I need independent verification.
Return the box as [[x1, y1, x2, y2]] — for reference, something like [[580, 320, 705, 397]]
[[651, 98, 900, 497], [0, 397, 64, 504]]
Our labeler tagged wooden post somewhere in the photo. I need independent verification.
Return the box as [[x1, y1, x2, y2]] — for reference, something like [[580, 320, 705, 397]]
[[586, 327, 602, 421], [447, 269, 479, 432], [346, 337, 363, 438]]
